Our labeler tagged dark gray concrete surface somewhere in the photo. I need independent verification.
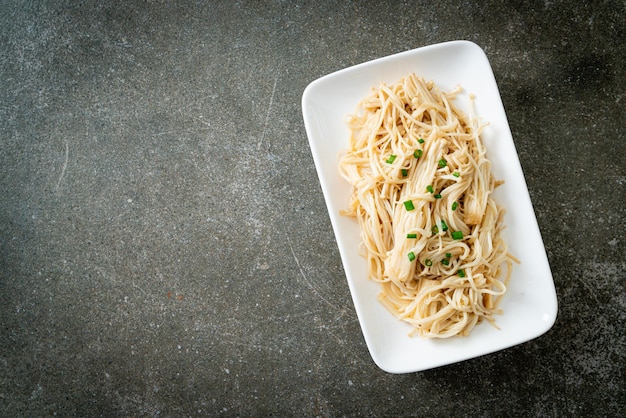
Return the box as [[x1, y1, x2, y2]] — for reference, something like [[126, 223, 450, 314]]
[[1, 1, 624, 416]]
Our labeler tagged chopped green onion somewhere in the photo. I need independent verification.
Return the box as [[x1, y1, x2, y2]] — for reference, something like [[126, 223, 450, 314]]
[[418, 138, 425, 144], [438, 158, 447, 168], [426, 185, 434, 193], [451, 230, 464, 240], [386, 154, 397, 164], [403, 200, 415, 211], [445, 252, 452, 258], [431, 225, 439, 234], [441, 220, 449, 232], [441, 259, 450, 266], [451, 201, 458, 211], [434, 193, 442, 199], [406, 233, 418, 239], [453, 171, 460, 178], [413, 149, 423, 158], [401, 168, 409, 177], [424, 259, 433, 266], [407, 251, 416, 262], [457, 269, 466, 278]]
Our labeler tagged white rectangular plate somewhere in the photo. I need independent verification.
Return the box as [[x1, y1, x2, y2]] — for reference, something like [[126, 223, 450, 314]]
[[302, 40, 558, 373]]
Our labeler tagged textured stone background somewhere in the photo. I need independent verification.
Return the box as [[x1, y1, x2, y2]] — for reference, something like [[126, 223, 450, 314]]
[[1, 1, 624, 416]]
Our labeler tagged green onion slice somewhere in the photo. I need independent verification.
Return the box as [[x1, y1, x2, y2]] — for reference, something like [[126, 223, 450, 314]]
[[434, 193, 442, 199], [457, 269, 466, 278], [424, 259, 433, 266], [431, 225, 439, 235], [451, 201, 458, 211], [401, 168, 408, 177], [452, 230, 464, 240], [406, 233, 417, 239], [438, 158, 447, 168], [418, 138, 425, 144], [403, 200, 415, 211], [426, 185, 434, 193], [441, 259, 450, 266], [413, 149, 423, 158], [407, 252, 416, 262], [445, 252, 452, 258], [385, 154, 397, 164], [441, 220, 449, 231], [453, 171, 460, 178]]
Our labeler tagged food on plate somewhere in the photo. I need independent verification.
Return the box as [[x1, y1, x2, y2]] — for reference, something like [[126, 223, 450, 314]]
[[339, 73, 518, 338]]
